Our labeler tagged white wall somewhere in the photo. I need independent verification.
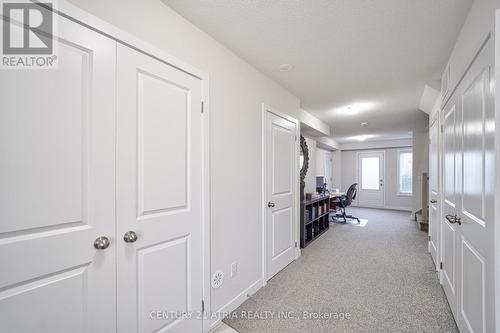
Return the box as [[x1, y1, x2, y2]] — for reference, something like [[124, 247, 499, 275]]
[[385, 149, 413, 210], [411, 129, 430, 214], [66, 0, 327, 320], [340, 147, 413, 210], [300, 109, 330, 136], [315, 147, 326, 178], [341, 150, 359, 205], [332, 150, 342, 190], [317, 136, 340, 150]]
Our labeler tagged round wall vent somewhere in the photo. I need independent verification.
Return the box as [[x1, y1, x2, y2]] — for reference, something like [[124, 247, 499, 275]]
[[211, 270, 224, 289]]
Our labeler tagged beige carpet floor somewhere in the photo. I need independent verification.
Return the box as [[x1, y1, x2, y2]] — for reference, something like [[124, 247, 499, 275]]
[[224, 207, 458, 333]]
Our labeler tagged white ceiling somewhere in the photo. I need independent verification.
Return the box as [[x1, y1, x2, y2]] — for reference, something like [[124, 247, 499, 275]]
[[162, 0, 472, 142]]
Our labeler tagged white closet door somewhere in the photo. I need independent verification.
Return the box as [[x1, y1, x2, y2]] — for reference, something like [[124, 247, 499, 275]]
[[456, 36, 494, 333], [428, 119, 440, 269], [440, 36, 495, 333], [441, 97, 459, 318], [0, 14, 116, 333], [116, 44, 204, 333]]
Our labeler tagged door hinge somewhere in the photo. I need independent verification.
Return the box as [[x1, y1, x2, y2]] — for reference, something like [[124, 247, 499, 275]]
[[295, 241, 297, 248], [440, 262, 443, 270], [295, 135, 297, 142], [201, 299, 205, 313], [428, 235, 431, 241], [440, 124, 444, 133], [201, 101, 204, 113]]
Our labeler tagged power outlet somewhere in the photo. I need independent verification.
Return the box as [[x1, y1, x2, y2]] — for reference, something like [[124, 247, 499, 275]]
[[230, 262, 238, 278]]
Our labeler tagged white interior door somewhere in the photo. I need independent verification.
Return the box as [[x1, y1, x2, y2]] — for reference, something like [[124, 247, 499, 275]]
[[0, 14, 116, 333], [357, 152, 384, 207], [324, 151, 333, 191], [429, 118, 440, 269], [315, 149, 333, 190], [116, 44, 204, 333], [455, 36, 494, 333], [265, 110, 297, 280], [441, 96, 459, 317]]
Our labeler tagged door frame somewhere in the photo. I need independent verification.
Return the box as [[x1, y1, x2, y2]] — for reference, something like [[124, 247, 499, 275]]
[[355, 150, 386, 208], [261, 104, 300, 285], [55, 2, 212, 332], [437, 104, 445, 286], [429, 108, 443, 282], [494, 10, 500, 330]]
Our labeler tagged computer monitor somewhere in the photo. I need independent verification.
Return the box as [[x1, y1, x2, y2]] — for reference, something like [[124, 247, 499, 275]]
[[316, 176, 326, 194]]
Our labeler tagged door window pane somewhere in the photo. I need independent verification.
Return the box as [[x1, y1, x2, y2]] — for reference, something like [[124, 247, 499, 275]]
[[399, 151, 413, 194], [361, 157, 379, 190]]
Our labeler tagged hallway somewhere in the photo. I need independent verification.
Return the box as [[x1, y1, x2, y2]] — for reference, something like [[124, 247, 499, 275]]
[[224, 208, 457, 333]]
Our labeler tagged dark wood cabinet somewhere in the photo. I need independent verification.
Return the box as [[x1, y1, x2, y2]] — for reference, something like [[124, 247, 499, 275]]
[[300, 195, 330, 248]]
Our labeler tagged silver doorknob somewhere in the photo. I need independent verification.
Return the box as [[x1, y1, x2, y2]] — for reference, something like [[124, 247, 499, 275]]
[[94, 236, 110, 250], [445, 214, 461, 225], [123, 230, 138, 243], [268, 202, 275, 208]]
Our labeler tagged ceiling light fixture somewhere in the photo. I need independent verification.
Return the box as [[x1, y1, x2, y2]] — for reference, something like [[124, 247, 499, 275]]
[[331, 101, 377, 117], [355, 135, 369, 141], [348, 134, 376, 142], [279, 63, 294, 71], [343, 106, 359, 116], [361, 122, 368, 127]]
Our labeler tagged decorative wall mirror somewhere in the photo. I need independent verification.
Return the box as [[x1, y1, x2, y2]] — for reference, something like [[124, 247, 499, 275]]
[[300, 135, 309, 200]]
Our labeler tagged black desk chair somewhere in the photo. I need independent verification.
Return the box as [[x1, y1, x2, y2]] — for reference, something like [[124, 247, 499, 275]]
[[332, 183, 360, 223]]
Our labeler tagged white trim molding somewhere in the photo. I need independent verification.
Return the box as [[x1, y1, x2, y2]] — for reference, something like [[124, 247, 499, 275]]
[[209, 279, 262, 329], [397, 148, 413, 196], [494, 9, 500, 331]]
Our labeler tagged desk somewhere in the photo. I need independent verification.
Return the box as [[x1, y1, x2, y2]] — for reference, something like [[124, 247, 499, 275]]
[[329, 192, 344, 213]]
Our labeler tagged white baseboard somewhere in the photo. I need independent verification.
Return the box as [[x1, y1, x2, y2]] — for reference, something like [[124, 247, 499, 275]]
[[210, 278, 262, 329], [384, 205, 412, 212], [353, 204, 411, 211], [208, 322, 223, 333]]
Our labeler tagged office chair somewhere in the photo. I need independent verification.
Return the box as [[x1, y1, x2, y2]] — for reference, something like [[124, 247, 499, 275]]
[[331, 183, 360, 223]]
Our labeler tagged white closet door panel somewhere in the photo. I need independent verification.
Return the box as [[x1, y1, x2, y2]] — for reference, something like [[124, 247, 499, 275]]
[[265, 111, 297, 280], [441, 98, 458, 316], [138, 72, 188, 214], [429, 119, 440, 267], [456, 36, 494, 333], [116, 43, 203, 333], [0, 13, 116, 333]]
